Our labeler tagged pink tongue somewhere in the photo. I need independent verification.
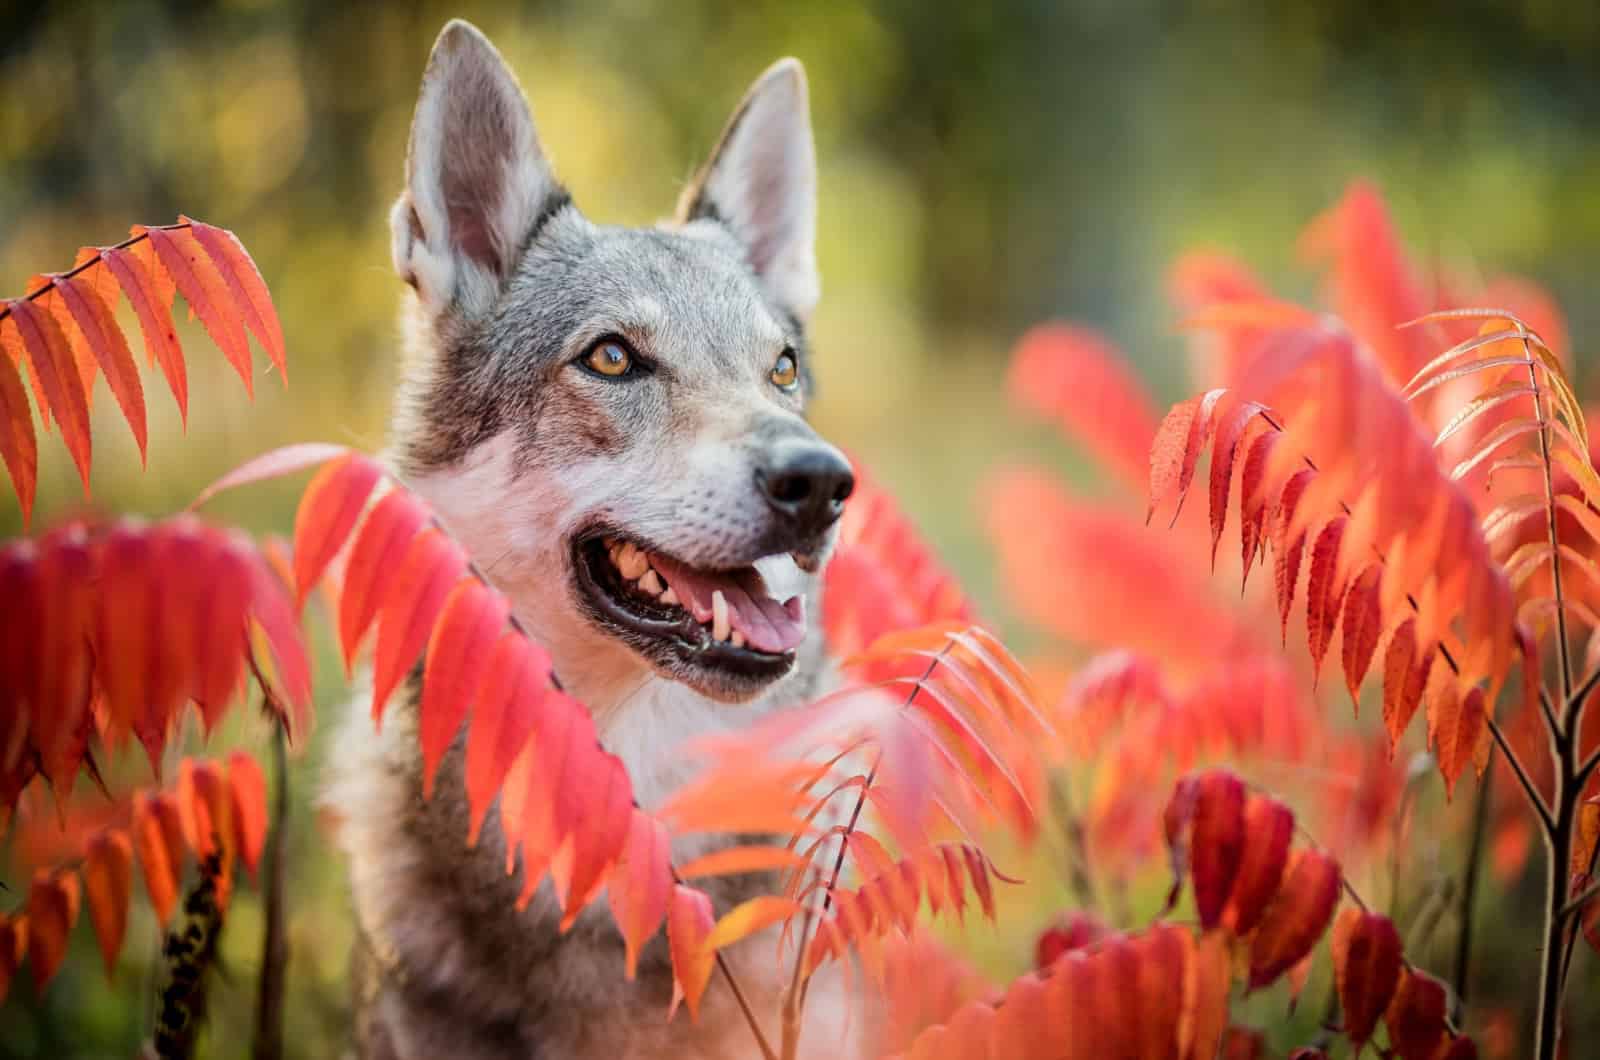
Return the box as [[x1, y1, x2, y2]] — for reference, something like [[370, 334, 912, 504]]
[[650, 556, 807, 654]]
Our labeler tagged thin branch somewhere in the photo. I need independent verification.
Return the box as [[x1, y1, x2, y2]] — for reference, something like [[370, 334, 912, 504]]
[[251, 716, 290, 1060], [0, 222, 191, 325], [1558, 875, 1600, 921], [1486, 715, 1556, 833], [1451, 757, 1493, 1021], [1519, 331, 1575, 705]]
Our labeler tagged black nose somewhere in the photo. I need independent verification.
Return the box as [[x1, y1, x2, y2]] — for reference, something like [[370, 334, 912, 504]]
[[755, 440, 855, 539]]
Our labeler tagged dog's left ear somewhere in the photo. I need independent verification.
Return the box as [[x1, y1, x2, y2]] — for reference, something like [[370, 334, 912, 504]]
[[393, 20, 565, 321], [678, 59, 819, 322]]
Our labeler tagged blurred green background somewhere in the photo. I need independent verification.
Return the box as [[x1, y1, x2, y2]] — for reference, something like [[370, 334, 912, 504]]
[[3, 1, 1599, 1056]]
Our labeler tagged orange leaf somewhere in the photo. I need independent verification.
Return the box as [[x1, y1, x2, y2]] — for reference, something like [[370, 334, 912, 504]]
[[292, 453, 384, 609], [1148, 389, 1226, 522], [185, 219, 287, 381], [227, 751, 270, 880], [103, 243, 187, 423], [8, 297, 90, 490], [703, 895, 800, 954], [1433, 685, 1486, 800], [420, 579, 509, 797], [26, 870, 80, 992], [53, 272, 147, 462], [1131, 924, 1188, 1059], [84, 829, 133, 979], [678, 844, 807, 880], [0, 325, 39, 523], [1247, 848, 1341, 989], [1223, 794, 1294, 935], [132, 791, 185, 926], [177, 758, 235, 864], [144, 225, 254, 393], [1208, 400, 1265, 563], [607, 810, 672, 980], [667, 884, 716, 1021], [1382, 620, 1431, 748], [1330, 908, 1402, 1045], [1180, 930, 1231, 1060]]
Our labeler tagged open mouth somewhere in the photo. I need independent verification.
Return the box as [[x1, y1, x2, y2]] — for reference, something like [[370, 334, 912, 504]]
[[572, 531, 807, 692]]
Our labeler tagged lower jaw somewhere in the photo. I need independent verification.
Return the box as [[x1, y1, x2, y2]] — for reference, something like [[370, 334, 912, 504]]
[[571, 540, 797, 701]]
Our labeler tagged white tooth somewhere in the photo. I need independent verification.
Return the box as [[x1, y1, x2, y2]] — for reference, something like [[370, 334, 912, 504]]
[[731, 630, 746, 648], [639, 569, 663, 595], [711, 590, 730, 642], [660, 586, 679, 606]]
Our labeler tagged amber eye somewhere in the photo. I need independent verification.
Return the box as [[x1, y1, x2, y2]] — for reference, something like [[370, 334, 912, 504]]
[[582, 339, 634, 378], [771, 350, 799, 390]]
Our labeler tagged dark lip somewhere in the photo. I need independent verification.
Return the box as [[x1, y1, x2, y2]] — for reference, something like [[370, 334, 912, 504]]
[[569, 526, 797, 686]]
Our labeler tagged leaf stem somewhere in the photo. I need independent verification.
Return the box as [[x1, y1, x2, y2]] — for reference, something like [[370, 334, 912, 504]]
[[1485, 715, 1555, 833], [0, 222, 191, 325], [251, 715, 290, 1060]]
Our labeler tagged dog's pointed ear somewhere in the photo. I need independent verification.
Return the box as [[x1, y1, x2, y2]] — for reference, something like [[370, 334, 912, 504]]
[[392, 20, 566, 319], [677, 59, 819, 322]]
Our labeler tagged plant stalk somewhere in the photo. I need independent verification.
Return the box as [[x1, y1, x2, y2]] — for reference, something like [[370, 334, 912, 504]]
[[251, 721, 290, 1060]]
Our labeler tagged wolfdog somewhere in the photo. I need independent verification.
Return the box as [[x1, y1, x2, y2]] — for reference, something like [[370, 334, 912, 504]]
[[327, 18, 869, 1060]]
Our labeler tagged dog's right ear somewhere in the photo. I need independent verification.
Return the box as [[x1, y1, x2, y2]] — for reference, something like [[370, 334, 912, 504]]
[[391, 20, 565, 320]]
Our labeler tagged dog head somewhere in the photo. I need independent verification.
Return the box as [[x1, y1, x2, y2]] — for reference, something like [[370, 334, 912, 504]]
[[389, 21, 850, 709]]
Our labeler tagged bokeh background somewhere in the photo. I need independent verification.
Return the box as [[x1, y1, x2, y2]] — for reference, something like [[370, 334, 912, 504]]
[[3, 1, 1599, 1056]]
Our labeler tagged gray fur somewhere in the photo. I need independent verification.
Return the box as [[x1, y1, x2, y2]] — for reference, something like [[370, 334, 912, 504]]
[[330, 19, 869, 1060]]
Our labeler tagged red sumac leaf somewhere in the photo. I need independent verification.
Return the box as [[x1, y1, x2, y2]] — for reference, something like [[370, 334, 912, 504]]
[[0, 336, 37, 524], [338, 489, 430, 667], [1304, 517, 1347, 678], [144, 225, 254, 393], [292, 453, 383, 609], [1340, 564, 1383, 704], [185, 218, 287, 380], [1384, 967, 1449, 1060], [1383, 620, 1430, 748], [1148, 388, 1226, 523], [464, 635, 548, 844], [1238, 428, 1281, 588], [608, 810, 672, 980], [1180, 930, 1231, 1060], [84, 829, 133, 979], [420, 579, 509, 797], [1247, 848, 1340, 989], [1189, 772, 1246, 929], [103, 243, 187, 423], [9, 297, 90, 490], [54, 272, 147, 462], [0, 915, 25, 1004], [1223, 794, 1294, 935], [1208, 399, 1262, 563], [371, 530, 466, 724], [1271, 469, 1314, 638], [1434, 685, 1486, 800], [1330, 908, 1402, 1044]]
